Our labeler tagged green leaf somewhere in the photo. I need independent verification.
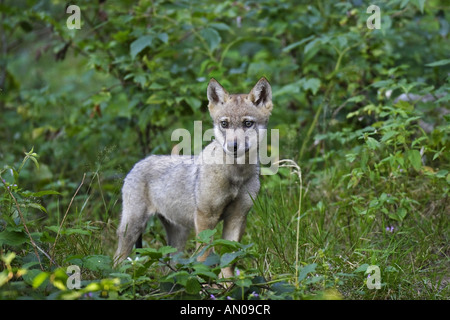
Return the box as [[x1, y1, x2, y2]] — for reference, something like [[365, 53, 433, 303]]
[[0, 230, 28, 246], [366, 137, 380, 150], [159, 246, 178, 256], [83, 255, 112, 272], [91, 91, 111, 104], [211, 238, 247, 250], [209, 22, 231, 32], [32, 271, 50, 289], [197, 229, 217, 243], [302, 78, 321, 95], [130, 35, 154, 59], [27, 203, 47, 213], [165, 271, 190, 286], [395, 100, 413, 111], [185, 276, 202, 295], [235, 277, 252, 288], [33, 190, 61, 197], [412, 0, 426, 13], [407, 149, 422, 171], [346, 95, 365, 103], [30, 157, 39, 170], [145, 93, 165, 104], [200, 27, 221, 52], [185, 96, 202, 111], [432, 147, 446, 160], [345, 153, 357, 163], [282, 35, 315, 52], [148, 82, 165, 90], [157, 33, 169, 44], [65, 228, 92, 236], [137, 247, 162, 260], [22, 190, 61, 197], [389, 207, 408, 221], [271, 281, 295, 296], [381, 130, 397, 143], [435, 169, 448, 178], [372, 79, 394, 88], [1, 252, 16, 265], [193, 264, 217, 280], [220, 251, 245, 268], [354, 263, 369, 273], [396, 207, 407, 221], [304, 37, 321, 54]]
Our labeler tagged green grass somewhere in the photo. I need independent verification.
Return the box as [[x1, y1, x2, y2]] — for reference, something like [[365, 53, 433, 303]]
[[1, 118, 449, 300]]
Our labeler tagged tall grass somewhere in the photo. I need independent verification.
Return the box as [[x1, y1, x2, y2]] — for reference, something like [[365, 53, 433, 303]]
[[246, 152, 449, 299]]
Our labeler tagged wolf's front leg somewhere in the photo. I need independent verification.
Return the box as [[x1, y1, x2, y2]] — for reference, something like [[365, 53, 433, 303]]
[[220, 213, 248, 279], [220, 198, 251, 279]]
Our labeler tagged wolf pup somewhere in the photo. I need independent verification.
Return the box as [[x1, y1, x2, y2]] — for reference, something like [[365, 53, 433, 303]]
[[114, 78, 273, 278]]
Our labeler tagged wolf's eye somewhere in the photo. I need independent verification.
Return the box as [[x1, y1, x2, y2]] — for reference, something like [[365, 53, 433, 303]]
[[221, 121, 229, 128], [244, 120, 254, 128]]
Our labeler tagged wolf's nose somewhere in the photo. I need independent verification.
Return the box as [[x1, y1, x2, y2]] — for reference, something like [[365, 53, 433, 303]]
[[233, 141, 238, 153]]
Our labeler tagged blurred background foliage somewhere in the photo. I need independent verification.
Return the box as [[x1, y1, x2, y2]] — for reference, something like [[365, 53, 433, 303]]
[[1, 0, 448, 185]]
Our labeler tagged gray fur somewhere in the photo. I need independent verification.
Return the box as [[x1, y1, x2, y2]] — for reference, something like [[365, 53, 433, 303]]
[[114, 78, 273, 278]]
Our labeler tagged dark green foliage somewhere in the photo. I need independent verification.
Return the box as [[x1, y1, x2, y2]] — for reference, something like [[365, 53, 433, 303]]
[[0, 0, 448, 300]]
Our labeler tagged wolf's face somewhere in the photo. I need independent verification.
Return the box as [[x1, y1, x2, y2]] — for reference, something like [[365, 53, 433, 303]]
[[207, 78, 273, 160]]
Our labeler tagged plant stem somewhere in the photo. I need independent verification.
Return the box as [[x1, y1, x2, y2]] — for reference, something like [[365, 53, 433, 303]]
[[274, 160, 302, 288], [295, 167, 302, 289]]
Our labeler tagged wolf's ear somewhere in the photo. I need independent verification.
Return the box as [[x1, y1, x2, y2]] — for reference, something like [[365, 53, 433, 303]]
[[207, 78, 229, 105], [249, 77, 272, 112]]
